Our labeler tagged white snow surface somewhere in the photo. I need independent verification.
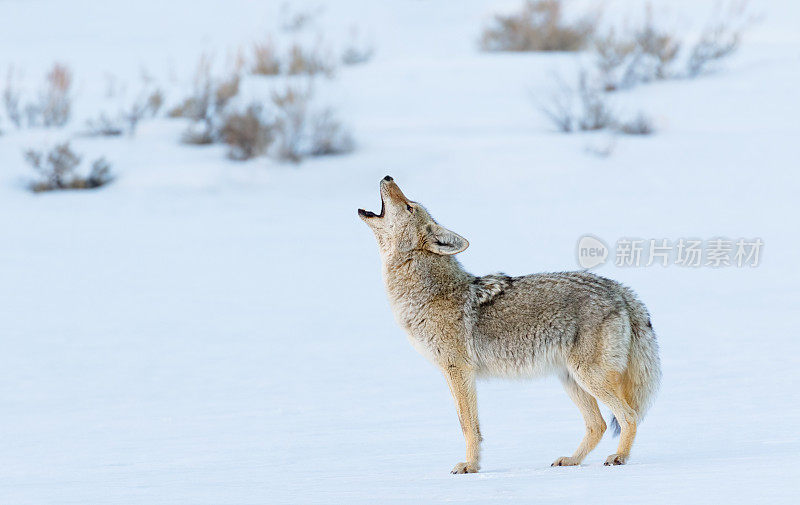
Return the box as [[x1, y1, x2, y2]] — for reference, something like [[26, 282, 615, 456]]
[[1, 1, 799, 503]]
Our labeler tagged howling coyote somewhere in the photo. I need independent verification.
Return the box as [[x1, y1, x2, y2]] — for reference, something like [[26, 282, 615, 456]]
[[358, 176, 661, 474]]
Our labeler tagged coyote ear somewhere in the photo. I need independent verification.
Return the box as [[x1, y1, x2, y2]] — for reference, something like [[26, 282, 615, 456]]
[[425, 224, 469, 255]]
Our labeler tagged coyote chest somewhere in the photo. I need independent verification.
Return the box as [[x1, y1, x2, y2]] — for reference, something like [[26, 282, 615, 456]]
[[384, 279, 470, 366]]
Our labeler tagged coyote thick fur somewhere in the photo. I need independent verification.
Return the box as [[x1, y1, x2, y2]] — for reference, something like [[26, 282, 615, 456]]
[[358, 176, 661, 473]]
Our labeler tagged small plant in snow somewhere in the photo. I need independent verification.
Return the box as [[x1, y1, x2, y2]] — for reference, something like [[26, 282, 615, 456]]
[[3, 66, 23, 128], [286, 44, 335, 77], [341, 28, 374, 65], [481, 0, 598, 52], [86, 84, 163, 136], [617, 112, 655, 135], [39, 63, 73, 127], [270, 84, 355, 162], [252, 39, 281, 76], [25, 143, 114, 192], [170, 56, 242, 145], [538, 70, 653, 136], [279, 3, 317, 32], [271, 85, 311, 162], [590, 2, 752, 90], [308, 109, 355, 156], [219, 104, 275, 161], [686, 2, 752, 77], [539, 70, 613, 132]]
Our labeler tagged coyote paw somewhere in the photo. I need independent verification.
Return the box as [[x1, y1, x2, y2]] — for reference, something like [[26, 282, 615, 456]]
[[604, 454, 627, 466], [551, 456, 581, 467], [450, 462, 479, 474]]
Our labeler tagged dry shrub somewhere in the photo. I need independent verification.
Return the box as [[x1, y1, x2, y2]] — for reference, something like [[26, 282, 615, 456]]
[[16, 63, 74, 128], [481, 0, 597, 52], [617, 112, 654, 135], [631, 7, 681, 81], [180, 125, 216, 145], [539, 70, 613, 132], [219, 105, 274, 160], [287, 44, 335, 77], [593, 31, 637, 91], [169, 55, 214, 121], [341, 28, 374, 65], [687, 2, 751, 77], [538, 75, 574, 132], [87, 85, 162, 137], [169, 56, 242, 145], [85, 113, 124, 136], [252, 40, 281, 75], [123, 88, 163, 135], [539, 69, 653, 136], [215, 74, 240, 110], [41, 63, 73, 127], [575, 71, 613, 131], [3, 67, 23, 128], [279, 4, 316, 32], [592, 2, 751, 90], [309, 109, 355, 156], [592, 9, 680, 91], [25, 143, 113, 192], [271, 85, 311, 162]]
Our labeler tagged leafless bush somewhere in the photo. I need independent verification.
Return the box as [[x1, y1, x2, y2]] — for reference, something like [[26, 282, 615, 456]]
[[170, 56, 240, 145], [40, 63, 73, 127], [287, 44, 335, 77], [687, 2, 750, 77], [180, 125, 216, 145], [86, 85, 162, 137], [632, 8, 681, 81], [252, 40, 281, 75], [591, 9, 680, 91], [219, 105, 275, 160], [308, 109, 355, 156], [539, 70, 654, 136], [576, 71, 613, 131], [539, 70, 614, 132], [279, 3, 317, 32], [3, 67, 23, 128], [214, 74, 240, 110], [481, 0, 597, 52], [538, 75, 575, 132], [169, 57, 213, 121], [341, 29, 374, 65], [616, 112, 654, 135], [25, 143, 113, 192], [269, 85, 355, 162], [593, 31, 636, 92], [271, 85, 311, 162], [123, 88, 163, 135], [85, 113, 124, 136], [592, 2, 751, 90]]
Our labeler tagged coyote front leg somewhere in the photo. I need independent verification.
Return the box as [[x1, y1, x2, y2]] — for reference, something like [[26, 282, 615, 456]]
[[444, 364, 481, 474]]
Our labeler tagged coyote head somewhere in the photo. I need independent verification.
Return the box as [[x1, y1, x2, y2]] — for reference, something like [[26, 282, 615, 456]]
[[358, 176, 469, 257]]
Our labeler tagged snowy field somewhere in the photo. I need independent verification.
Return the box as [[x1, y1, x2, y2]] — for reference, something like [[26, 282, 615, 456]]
[[1, 0, 799, 503]]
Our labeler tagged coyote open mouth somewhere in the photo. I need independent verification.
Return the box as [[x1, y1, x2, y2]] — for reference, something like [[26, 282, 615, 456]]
[[358, 191, 385, 218]]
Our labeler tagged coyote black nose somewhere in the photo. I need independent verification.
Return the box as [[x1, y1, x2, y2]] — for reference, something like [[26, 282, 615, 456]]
[[383, 175, 393, 182]]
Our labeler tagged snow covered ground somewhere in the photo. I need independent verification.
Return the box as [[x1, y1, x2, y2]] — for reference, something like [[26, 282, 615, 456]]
[[1, 0, 799, 503]]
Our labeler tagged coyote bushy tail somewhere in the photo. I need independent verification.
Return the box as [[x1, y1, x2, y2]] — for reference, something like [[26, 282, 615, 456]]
[[610, 289, 662, 436]]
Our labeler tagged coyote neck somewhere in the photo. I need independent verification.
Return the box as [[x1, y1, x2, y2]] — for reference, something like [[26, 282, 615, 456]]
[[381, 251, 473, 339], [383, 251, 471, 299]]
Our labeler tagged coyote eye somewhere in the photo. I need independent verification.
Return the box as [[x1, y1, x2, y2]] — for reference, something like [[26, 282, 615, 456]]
[[406, 204, 413, 213]]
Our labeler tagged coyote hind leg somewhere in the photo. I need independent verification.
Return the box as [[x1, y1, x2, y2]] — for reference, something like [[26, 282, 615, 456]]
[[551, 373, 606, 467], [573, 369, 637, 466]]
